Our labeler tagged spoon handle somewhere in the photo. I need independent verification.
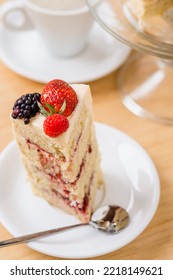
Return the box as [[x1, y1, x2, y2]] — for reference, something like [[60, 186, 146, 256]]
[[0, 223, 89, 248]]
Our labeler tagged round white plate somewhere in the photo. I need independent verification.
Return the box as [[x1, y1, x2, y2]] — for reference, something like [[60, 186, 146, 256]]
[[0, 23, 130, 84], [0, 123, 160, 259]]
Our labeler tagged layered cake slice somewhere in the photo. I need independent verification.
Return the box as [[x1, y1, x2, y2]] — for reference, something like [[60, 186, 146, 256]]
[[127, 0, 173, 19], [11, 79, 104, 222]]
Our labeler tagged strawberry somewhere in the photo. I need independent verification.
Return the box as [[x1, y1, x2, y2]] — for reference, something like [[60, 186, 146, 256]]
[[40, 79, 78, 117], [43, 114, 69, 138]]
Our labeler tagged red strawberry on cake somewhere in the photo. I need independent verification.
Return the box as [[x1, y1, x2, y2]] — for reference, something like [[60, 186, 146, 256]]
[[41, 79, 78, 117], [11, 79, 104, 222]]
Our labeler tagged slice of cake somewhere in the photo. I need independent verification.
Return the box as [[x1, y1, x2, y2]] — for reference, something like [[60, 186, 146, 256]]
[[11, 79, 104, 222], [127, 0, 173, 19]]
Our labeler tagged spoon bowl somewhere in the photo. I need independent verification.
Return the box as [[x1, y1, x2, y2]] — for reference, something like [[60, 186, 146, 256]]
[[91, 205, 129, 233], [0, 205, 129, 248]]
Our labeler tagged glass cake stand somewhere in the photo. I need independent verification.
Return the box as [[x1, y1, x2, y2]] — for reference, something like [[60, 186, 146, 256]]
[[86, 0, 173, 124]]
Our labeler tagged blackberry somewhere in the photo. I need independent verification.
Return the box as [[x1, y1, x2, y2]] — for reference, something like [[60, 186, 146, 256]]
[[12, 93, 41, 124]]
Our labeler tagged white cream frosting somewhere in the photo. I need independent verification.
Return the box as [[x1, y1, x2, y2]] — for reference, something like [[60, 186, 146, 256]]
[[30, 84, 93, 145]]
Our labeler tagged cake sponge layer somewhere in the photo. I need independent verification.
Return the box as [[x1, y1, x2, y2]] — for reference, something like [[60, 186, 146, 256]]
[[31, 165, 103, 223], [13, 115, 95, 181], [21, 139, 102, 204]]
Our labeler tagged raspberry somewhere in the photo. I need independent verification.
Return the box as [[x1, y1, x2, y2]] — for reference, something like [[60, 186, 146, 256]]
[[40, 79, 78, 117], [12, 93, 41, 124], [43, 114, 69, 138]]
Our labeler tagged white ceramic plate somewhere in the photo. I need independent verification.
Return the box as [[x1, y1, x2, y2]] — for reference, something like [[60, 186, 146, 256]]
[[0, 123, 160, 259], [0, 23, 131, 83]]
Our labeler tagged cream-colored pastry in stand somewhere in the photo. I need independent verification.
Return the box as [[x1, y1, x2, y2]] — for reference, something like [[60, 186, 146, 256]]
[[127, 0, 173, 19]]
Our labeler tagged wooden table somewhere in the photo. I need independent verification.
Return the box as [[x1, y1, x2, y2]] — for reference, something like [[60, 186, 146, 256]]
[[1, 2, 173, 262]]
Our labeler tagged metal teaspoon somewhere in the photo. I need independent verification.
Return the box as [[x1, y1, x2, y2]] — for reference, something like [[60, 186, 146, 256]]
[[0, 205, 129, 248]]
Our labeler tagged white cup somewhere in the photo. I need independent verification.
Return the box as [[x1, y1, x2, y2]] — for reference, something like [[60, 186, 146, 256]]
[[1, 0, 94, 57]]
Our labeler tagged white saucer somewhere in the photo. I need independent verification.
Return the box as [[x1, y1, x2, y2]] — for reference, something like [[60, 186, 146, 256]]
[[0, 23, 131, 83], [0, 123, 160, 259]]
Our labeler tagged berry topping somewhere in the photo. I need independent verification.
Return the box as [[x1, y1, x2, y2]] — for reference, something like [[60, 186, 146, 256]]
[[40, 79, 78, 117], [43, 114, 69, 138], [12, 93, 41, 124]]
